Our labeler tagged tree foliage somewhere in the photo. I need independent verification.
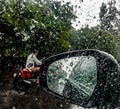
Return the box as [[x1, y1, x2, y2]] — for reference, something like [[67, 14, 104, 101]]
[[99, 0, 120, 59], [0, 0, 119, 60], [69, 27, 117, 57], [99, 0, 120, 33], [69, 0, 119, 59], [0, 0, 76, 57]]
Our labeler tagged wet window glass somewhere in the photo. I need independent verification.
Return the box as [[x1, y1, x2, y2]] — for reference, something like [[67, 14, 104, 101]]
[[0, 0, 120, 109]]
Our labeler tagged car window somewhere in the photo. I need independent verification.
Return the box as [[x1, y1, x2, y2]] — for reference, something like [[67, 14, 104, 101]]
[[0, 0, 120, 109]]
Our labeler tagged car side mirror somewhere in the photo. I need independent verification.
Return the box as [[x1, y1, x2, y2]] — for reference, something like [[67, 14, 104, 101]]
[[40, 49, 120, 108]]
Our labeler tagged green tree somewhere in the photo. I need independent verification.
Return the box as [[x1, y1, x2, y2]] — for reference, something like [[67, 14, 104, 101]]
[[69, 27, 117, 57], [99, 0, 120, 60], [0, 0, 76, 57], [27, 0, 76, 57], [0, 1, 25, 56]]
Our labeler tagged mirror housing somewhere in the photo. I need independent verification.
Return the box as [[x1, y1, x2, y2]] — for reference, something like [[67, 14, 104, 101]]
[[40, 49, 120, 108]]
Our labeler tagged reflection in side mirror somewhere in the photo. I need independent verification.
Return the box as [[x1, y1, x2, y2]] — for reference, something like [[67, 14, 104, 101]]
[[47, 56, 97, 103]]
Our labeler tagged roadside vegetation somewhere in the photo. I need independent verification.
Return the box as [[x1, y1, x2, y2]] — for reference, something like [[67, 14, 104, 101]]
[[0, 0, 119, 60]]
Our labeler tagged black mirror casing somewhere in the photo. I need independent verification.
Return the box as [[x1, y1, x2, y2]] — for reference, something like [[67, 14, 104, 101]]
[[39, 49, 120, 108]]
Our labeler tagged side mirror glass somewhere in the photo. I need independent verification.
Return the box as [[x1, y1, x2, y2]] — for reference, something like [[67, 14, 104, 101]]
[[47, 56, 97, 103]]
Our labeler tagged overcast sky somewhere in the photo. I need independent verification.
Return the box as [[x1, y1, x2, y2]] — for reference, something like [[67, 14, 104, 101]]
[[56, 0, 120, 29]]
